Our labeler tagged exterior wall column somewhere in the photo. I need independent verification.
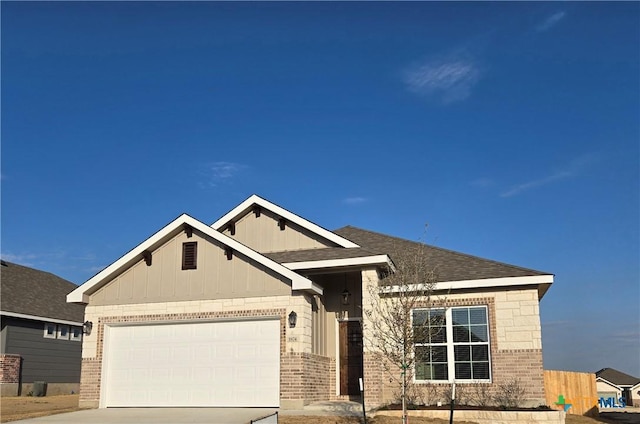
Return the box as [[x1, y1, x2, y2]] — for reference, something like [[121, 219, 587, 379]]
[[0, 354, 21, 396], [361, 268, 384, 409]]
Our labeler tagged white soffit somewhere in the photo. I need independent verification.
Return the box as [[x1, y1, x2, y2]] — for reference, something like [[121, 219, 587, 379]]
[[382, 275, 554, 296], [283, 255, 394, 271], [67, 214, 320, 304], [211, 194, 360, 248]]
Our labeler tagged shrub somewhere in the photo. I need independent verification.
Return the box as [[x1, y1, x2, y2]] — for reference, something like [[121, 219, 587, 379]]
[[493, 378, 525, 409]]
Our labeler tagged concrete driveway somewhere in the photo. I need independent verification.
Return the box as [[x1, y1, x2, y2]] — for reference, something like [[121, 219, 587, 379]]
[[10, 408, 279, 424]]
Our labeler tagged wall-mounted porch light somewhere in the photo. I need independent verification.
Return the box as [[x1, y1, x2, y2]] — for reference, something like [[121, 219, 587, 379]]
[[82, 321, 93, 335], [341, 289, 351, 306], [288, 311, 297, 328]]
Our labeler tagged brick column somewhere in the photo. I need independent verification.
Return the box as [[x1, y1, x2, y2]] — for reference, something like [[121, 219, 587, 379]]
[[0, 354, 21, 383]]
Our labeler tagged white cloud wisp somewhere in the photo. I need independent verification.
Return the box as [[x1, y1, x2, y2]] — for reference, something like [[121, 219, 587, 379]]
[[404, 57, 481, 104], [536, 12, 566, 32], [501, 153, 597, 198]]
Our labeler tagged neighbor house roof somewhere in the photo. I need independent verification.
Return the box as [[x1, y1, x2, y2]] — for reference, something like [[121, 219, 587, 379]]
[[1, 260, 85, 324], [596, 368, 640, 387]]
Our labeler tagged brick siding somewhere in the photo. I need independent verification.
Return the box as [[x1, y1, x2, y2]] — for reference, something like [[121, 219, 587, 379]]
[[363, 295, 546, 408], [0, 354, 21, 383], [280, 352, 331, 404]]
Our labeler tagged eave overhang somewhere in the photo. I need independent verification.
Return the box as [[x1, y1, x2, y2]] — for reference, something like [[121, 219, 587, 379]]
[[380, 274, 554, 300]]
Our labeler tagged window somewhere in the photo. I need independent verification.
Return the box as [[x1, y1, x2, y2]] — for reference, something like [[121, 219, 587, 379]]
[[413, 306, 490, 382], [43, 323, 57, 339], [57, 325, 70, 340], [182, 242, 197, 270], [70, 327, 83, 341]]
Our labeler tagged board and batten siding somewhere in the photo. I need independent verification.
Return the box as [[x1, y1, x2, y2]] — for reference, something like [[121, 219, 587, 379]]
[[221, 208, 337, 253], [2, 318, 82, 383], [89, 231, 291, 306]]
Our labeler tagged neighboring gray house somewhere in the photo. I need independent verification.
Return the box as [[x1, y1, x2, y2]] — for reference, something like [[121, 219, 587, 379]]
[[596, 367, 640, 407], [0, 260, 85, 396]]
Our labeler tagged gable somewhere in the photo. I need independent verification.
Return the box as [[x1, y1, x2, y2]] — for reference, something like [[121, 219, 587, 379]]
[[220, 206, 338, 253], [90, 230, 291, 306], [68, 214, 320, 304], [212, 194, 359, 250]]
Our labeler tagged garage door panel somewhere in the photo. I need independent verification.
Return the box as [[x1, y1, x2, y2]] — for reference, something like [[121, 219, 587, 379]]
[[103, 320, 280, 407]]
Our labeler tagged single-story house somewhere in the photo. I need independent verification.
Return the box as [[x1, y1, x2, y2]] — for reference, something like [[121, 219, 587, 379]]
[[1, 260, 86, 396], [596, 367, 640, 407], [68, 194, 554, 409]]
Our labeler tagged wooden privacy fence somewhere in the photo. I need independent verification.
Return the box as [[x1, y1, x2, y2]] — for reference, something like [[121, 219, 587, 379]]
[[544, 370, 598, 416]]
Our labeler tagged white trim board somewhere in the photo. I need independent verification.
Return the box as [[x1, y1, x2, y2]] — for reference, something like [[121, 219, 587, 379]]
[[283, 255, 394, 271], [0, 310, 83, 326], [211, 194, 360, 248], [380, 274, 554, 294]]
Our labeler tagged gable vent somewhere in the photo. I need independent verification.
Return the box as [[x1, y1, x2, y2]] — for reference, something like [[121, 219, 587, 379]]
[[182, 242, 197, 270]]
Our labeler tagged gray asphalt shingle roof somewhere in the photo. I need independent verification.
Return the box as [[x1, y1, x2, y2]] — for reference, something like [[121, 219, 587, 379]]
[[0, 261, 85, 322], [333, 226, 551, 282], [264, 247, 379, 263]]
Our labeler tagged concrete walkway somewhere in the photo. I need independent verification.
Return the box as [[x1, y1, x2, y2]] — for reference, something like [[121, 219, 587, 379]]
[[279, 400, 365, 416]]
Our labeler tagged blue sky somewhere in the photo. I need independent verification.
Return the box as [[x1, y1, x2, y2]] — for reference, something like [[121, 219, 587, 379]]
[[2, 2, 638, 377]]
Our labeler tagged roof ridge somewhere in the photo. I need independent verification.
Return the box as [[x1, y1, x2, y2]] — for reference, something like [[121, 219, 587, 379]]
[[335, 225, 553, 276]]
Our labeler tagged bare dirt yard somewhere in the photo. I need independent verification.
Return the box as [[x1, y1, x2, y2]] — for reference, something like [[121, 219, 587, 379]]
[[1, 395, 638, 424], [0, 395, 82, 423]]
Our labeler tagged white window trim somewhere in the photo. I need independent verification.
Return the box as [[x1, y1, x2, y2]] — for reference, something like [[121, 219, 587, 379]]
[[43, 323, 57, 339], [413, 306, 492, 384], [70, 326, 83, 341], [57, 324, 70, 340]]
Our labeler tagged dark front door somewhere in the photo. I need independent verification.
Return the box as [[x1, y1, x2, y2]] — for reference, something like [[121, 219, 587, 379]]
[[339, 321, 363, 395]]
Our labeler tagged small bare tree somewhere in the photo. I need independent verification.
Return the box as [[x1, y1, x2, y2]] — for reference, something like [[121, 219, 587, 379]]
[[363, 240, 441, 424]]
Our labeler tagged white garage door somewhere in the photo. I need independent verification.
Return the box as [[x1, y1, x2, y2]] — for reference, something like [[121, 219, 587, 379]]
[[102, 320, 280, 407]]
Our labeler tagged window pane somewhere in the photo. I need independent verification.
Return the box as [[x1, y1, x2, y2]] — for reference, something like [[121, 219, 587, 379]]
[[470, 325, 488, 342], [415, 362, 428, 380], [453, 326, 470, 342], [472, 362, 490, 379], [454, 345, 470, 361], [47, 325, 55, 335], [469, 307, 487, 324], [413, 310, 428, 325], [431, 346, 447, 363], [429, 309, 445, 321], [452, 309, 468, 325], [429, 310, 446, 328], [472, 345, 489, 361], [433, 364, 448, 380], [430, 327, 447, 343], [415, 346, 430, 362], [455, 362, 472, 379], [413, 325, 429, 344]]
